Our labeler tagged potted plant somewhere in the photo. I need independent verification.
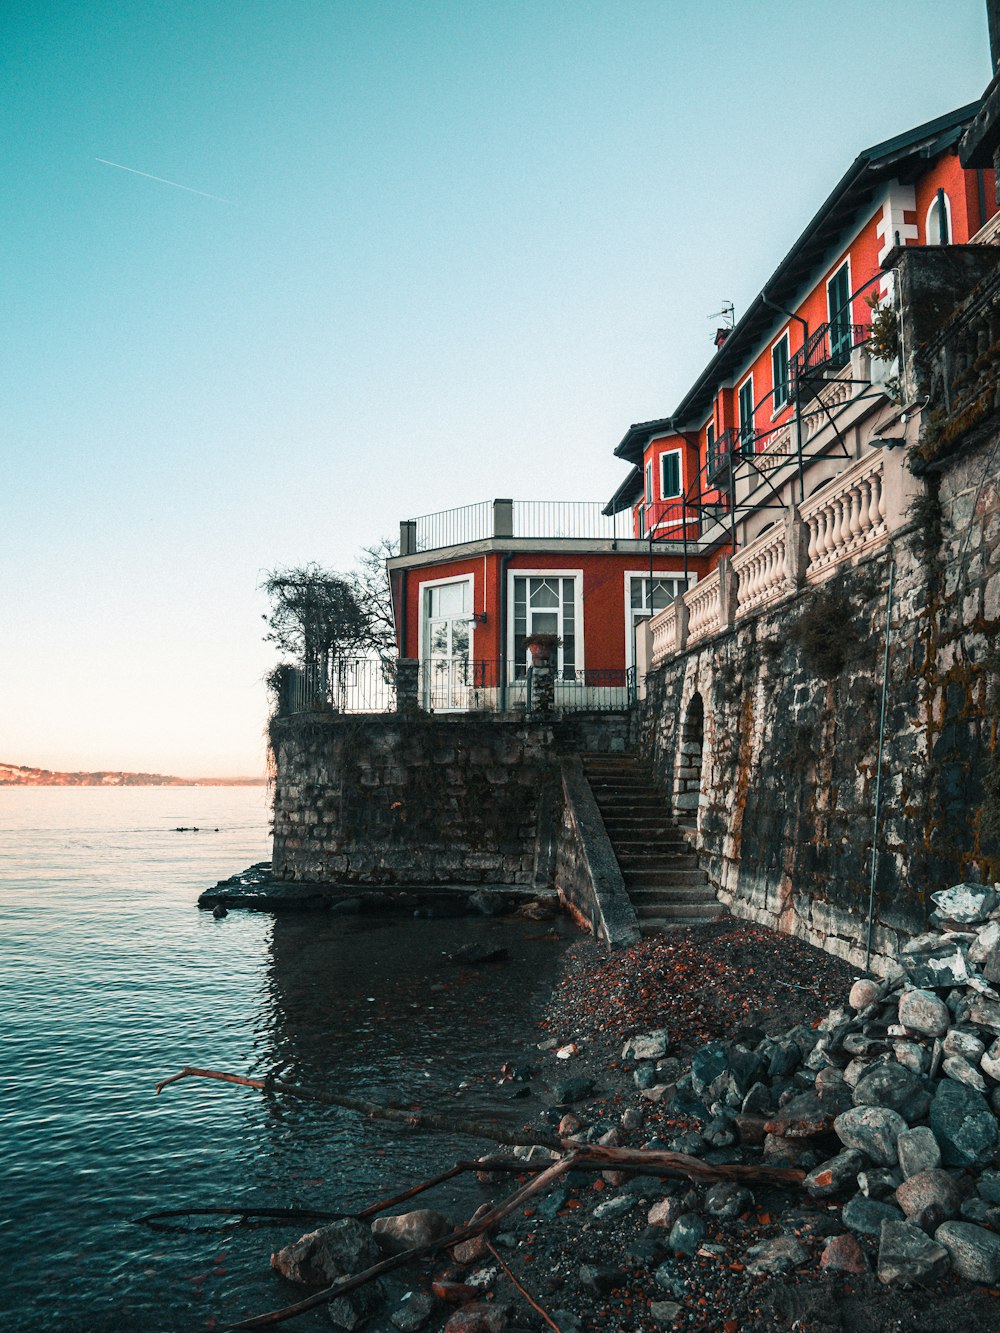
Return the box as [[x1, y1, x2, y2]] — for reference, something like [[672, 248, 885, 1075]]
[[524, 632, 561, 666]]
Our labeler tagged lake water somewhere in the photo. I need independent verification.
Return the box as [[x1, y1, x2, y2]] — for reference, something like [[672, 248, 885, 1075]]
[[0, 787, 574, 1331]]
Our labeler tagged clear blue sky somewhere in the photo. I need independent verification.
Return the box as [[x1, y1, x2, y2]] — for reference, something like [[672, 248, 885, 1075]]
[[2, 0, 992, 775]]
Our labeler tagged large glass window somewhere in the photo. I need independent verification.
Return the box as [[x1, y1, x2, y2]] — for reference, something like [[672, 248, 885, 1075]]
[[513, 576, 577, 680]]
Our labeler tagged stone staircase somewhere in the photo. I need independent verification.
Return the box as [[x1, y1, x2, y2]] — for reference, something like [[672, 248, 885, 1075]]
[[580, 751, 722, 936]]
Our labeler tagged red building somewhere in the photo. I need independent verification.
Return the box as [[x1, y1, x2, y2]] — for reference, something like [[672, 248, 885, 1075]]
[[388, 102, 997, 710]]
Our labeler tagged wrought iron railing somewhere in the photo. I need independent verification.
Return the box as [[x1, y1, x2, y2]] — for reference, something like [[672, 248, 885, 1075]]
[[706, 428, 739, 483], [790, 320, 871, 389], [274, 658, 635, 716], [414, 501, 492, 552]]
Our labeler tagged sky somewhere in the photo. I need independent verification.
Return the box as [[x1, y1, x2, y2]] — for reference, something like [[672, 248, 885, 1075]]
[[2, 0, 993, 776]]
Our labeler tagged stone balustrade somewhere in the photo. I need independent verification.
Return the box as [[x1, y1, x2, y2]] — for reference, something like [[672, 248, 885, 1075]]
[[685, 568, 722, 645], [732, 524, 791, 616], [646, 448, 912, 668], [800, 453, 888, 580]]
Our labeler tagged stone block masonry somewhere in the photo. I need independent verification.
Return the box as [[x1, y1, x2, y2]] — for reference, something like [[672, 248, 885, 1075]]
[[634, 430, 999, 974], [270, 710, 628, 888]]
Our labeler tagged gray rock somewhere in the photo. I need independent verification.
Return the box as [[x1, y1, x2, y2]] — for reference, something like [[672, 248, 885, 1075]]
[[981, 1037, 1000, 1082], [877, 1220, 950, 1286], [668, 1213, 706, 1257], [943, 1027, 986, 1062], [843, 1194, 904, 1236], [690, 1043, 728, 1097], [858, 1168, 902, 1200], [929, 1079, 999, 1167], [970, 918, 1000, 966], [804, 1150, 866, 1198], [667, 1130, 706, 1157], [930, 882, 1000, 925], [634, 1063, 659, 1091], [961, 1197, 1000, 1228], [622, 1029, 670, 1061], [852, 1063, 931, 1123], [943, 1054, 987, 1091], [978, 1168, 1000, 1204], [650, 1303, 682, 1328], [703, 1182, 753, 1219], [592, 1194, 635, 1222], [329, 1282, 385, 1331], [967, 996, 1000, 1035], [892, 1041, 929, 1074], [271, 1219, 377, 1287], [835, 1105, 908, 1166], [745, 1235, 808, 1274], [897, 1126, 941, 1179], [578, 1264, 626, 1295], [934, 1220, 1000, 1283], [371, 1210, 451, 1256], [895, 1169, 961, 1232], [391, 1291, 436, 1332], [898, 989, 950, 1038], [850, 979, 881, 1011], [652, 1260, 686, 1298], [767, 1039, 801, 1079], [741, 1081, 772, 1114], [554, 1077, 595, 1105], [648, 1197, 687, 1230]]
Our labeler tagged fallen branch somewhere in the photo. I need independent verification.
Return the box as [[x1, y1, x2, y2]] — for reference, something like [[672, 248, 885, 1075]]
[[484, 1239, 562, 1332], [155, 1066, 561, 1150], [222, 1151, 582, 1329]]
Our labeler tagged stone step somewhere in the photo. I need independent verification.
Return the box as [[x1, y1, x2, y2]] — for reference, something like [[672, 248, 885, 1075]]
[[634, 900, 720, 919], [630, 890, 717, 908], [622, 868, 709, 887], [615, 850, 698, 867], [640, 916, 722, 935]]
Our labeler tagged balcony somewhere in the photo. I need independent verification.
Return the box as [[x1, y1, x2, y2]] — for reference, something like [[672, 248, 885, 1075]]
[[790, 320, 871, 403], [400, 499, 636, 555]]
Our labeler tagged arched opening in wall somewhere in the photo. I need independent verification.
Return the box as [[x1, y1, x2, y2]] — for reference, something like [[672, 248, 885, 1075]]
[[674, 692, 705, 829]]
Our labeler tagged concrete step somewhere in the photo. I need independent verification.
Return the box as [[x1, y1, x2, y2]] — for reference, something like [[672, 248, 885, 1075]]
[[640, 916, 722, 934], [615, 851, 698, 868], [622, 868, 710, 888], [634, 900, 720, 919]]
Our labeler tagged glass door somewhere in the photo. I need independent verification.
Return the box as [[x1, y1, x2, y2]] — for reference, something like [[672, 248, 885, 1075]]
[[423, 581, 472, 709], [628, 576, 683, 672], [827, 264, 852, 367]]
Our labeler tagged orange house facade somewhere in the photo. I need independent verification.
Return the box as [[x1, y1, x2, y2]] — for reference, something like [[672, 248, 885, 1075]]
[[388, 102, 997, 710]]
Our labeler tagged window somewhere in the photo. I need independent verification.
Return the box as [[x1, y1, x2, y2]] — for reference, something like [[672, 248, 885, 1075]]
[[827, 262, 852, 365], [926, 190, 951, 245], [629, 576, 682, 614], [645, 460, 653, 505], [738, 376, 755, 456], [513, 576, 577, 680], [771, 333, 790, 411], [660, 449, 682, 499]]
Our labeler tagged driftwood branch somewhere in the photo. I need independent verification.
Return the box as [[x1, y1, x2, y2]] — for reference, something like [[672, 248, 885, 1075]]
[[222, 1152, 582, 1330], [484, 1239, 562, 1332]]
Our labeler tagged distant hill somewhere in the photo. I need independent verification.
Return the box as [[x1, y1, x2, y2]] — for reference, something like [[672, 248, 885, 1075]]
[[0, 763, 266, 788]]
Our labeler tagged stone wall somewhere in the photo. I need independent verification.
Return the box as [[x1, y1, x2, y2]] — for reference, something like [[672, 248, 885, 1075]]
[[270, 710, 629, 887], [634, 431, 999, 974]]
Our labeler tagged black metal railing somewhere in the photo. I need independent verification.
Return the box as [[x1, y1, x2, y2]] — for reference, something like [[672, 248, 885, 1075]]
[[706, 428, 739, 483], [273, 660, 397, 716], [790, 320, 871, 390]]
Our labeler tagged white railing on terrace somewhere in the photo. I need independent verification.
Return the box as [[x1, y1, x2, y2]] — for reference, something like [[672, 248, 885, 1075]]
[[410, 499, 634, 553], [647, 448, 910, 667], [733, 523, 791, 617], [685, 568, 722, 645]]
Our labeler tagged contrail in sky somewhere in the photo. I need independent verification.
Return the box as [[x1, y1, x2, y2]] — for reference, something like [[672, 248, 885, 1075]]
[[95, 158, 234, 204]]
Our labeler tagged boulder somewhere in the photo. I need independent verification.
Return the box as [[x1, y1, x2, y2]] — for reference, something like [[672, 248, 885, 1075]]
[[391, 1290, 437, 1332], [820, 1233, 869, 1273], [898, 989, 950, 1038], [371, 1210, 452, 1256], [896, 1126, 941, 1179], [942, 1028, 986, 1062], [272, 1218, 377, 1286], [849, 979, 881, 1011], [943, 1054, 987, 1091], [929, 1079, 999, 1168], [895, 1169, 961, 1232], [930, 882, 1000, 925], [877, 1220, 950, 1286], [934, 1221, 1000, 1284], [978, 1168, 1000, 1204], [622, 1029, 670, 1061], [668, 1213, 706, 1256], [842, 1194, 904, 1236], [703, 1182, 753, 1220], [834, 1105, 908, 1166], [804, 1150, 866, 1198], [852, 1063, 931, 1123], [745, 1235, 808, 1274]]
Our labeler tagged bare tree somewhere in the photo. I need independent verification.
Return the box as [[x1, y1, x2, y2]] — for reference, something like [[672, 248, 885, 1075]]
[[261, 564, 368, 695], [344, 537, 398, 663]]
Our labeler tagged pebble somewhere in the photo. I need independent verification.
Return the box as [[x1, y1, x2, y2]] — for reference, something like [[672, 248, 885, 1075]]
[[878, 1219, 951, 1286], [934, 1220, 1000, 1283], [745, 1235, 808, 1274], [898, 989, 950, 1038], [820, 1233, 869, 1273], [896, 1125, 942, 1179]]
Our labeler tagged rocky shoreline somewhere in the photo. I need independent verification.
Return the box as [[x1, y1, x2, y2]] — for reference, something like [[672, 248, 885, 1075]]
[[219, 885, 1000, 1332]]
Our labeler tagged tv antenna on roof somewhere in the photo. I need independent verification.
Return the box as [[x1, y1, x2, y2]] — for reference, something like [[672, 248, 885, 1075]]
[[708, 300, 735, 328]]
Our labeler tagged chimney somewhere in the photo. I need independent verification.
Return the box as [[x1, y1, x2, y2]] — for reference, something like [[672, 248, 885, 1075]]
[[714, 327, 732, 349]]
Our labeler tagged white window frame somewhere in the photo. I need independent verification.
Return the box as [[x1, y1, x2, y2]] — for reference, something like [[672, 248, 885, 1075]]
[[644, 460, 653, 505], [416, 572, 475, 668], [770, 330, 790, 415], [623, 569, 693, 674], [506, 568, 584, 681], [925, 191, 952, 245], [659, 448, 683, 500]]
